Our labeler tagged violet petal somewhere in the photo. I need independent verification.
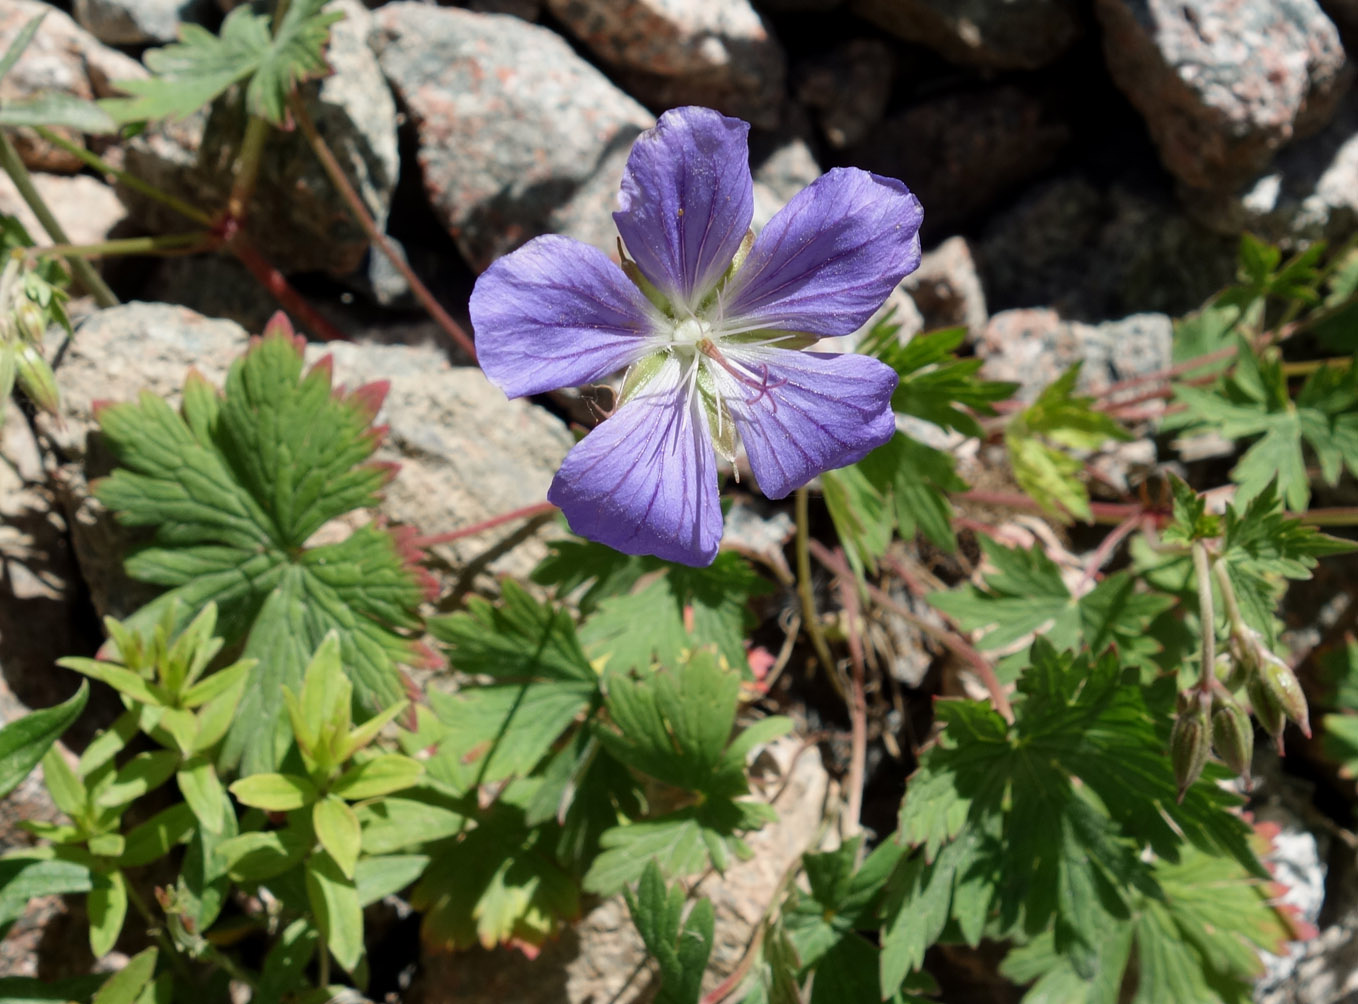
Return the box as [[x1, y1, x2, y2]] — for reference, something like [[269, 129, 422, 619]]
[[722, 168, 923, 338], [614, 106, 754, 309], [714, 347, 898, 500], [548, 356, 722, 565], [471, 234, 660, 398]]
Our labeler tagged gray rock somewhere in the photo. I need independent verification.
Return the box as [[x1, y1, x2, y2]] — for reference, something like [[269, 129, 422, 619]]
[[370, 3, 654, 272], [1094, 0, 1351, 191], [119, 0, 398, 276], [975, 174, 1238, 321], [0, 171, 126, 247], [410, 735, 830, 1004], [842, 85, 1070, 232], [796, 38, 894, 149], [40, 303, 574, 617], [976, 308, 1173, 402], [850, 0, 1082, 69], [544, 0, 786, 129], [73, 0, 211, 45], [750, 106, 822, 230], [0, 0, 145, 173], [903, 236, 988, 336], [1190, 89, 1358, 244]]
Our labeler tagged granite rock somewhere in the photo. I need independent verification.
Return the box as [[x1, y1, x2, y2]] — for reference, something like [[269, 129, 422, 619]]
[[0, 0, 144, 172], [0, 172, 126, 247], [903, 236, 988, 336], [842, 85, 1070, 231], [1095, 0, 1351, 191], [118, 0, 398, 276], [41, 303, 574, 617], [371, 3, 653, 271], [73, 0, 212, 45], [850, 0, 1083, 69]]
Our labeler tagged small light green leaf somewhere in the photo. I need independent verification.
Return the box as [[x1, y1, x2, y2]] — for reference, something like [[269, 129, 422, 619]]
[[0, 14, 46, 86], [353, 794, 466, 854], [215, 826, 311, 882], [0, 853, 96, 931], [39, 746, 85, 819], [57, 658, 163, 707], [180, 657, 254, 709], [177, 757, 227, 833], [94, 751, 180, 809], [0, 93, 117, 132], [331, 754, 423, 801], [229, 772, 318, 811], [354, 854, 428, 907], [192, 673, 248, 754], [306, 851, 364, 972], [76, 711, 138, 779], [88, 869, 128, 957], [87, 833, 126, 859], [119, 803, 196, 867], [0, 681, 87, 799], [91, 946, 157, 1004], [256, 917, 319, 1002], [313, 796, 361, 879]]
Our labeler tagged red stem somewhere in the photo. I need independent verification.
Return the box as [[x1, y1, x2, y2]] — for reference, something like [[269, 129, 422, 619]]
[[413, 500, 558, 547], [228, 235, 348, 343], [835, 560, 869, 835], [956, 489, 1151, 525]]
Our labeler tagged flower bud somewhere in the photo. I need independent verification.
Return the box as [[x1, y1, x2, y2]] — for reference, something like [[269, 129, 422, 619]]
[[1172, 689, 1212, 801], [1214, 652, 1241, 691], [14, 344, 58, 415], [1259, 648, 1311, 738], [13, 297, 45, 344], [1246, 672, 1286, 740], [1211, 697, 1254, 779]]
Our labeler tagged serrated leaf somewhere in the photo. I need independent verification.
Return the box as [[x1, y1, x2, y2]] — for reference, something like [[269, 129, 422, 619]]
[[822, 463, 892, 578], [102, 0, 343, 125], [95, 325, 426, 774], [928, 538, 1173, 676], [1001, 837, 1300, 1004], [0, 93, 116, 132], [534, 543, 769, 674], [625, 860, 714, 1004], [883, 644, 1263, 987], [0, 681, 87, 799], [411, 797, 578, 954], [313, 796, 361, 879], [229, 772, 318, 811], [306, 850, 364, 972]]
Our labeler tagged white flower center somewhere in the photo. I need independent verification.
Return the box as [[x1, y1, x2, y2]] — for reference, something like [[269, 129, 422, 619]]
[[671, 316, 712, 347]]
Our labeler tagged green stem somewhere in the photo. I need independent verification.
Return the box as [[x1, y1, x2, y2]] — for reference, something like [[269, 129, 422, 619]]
[[0, 130, 117, 307], [289, 92, 478, 360], [1192, 541, 1216, 693], [32, 126, 213, 227], [1301, 507, 1358, 527], [38, 232, 212, 259], [1212, 559, 1249, 637], [794, 486, 837, 684], [225, 115, 271, 224]]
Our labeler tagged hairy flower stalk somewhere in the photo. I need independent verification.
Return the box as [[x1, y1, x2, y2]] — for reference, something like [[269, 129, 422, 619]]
[[470, 106, 923, 565]]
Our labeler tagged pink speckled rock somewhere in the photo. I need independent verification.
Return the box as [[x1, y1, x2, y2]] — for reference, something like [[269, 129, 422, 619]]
[[544, 0, 786, 127], [370, 3, 654, 272], [1095, 0, 1351, 190]]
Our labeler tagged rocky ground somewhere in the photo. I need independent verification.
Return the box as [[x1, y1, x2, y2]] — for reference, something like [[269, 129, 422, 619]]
[[2, 0, 1358, 1000]]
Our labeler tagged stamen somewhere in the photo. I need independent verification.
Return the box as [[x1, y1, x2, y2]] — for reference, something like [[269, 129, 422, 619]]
[[697, 339, 788, 412]]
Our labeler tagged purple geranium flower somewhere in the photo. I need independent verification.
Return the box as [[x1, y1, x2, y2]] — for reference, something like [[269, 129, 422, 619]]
[[470, 106, 924, 567]]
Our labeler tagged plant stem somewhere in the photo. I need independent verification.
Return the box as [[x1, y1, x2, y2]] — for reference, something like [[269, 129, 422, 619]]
[[289, 92, 479, 361], [794, 486, 837, 682], [413, 500, 558, 547], [835, 568, 868, 837], [225, 115, 271, 225], [33, 126, 214, 226], [0, 130, 117, 307], [1192, 540, 1216, 693], [228, 237, 348, 341], [1301, 507, 1358, 527], [38, 232, 212, 259], [1211, 559, 1249, 638], [955, 489, 1148, 526]]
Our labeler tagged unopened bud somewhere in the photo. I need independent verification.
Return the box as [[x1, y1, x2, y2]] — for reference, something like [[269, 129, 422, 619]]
[[13, 298, 45, 343], [1215, 652, 1241, 691], [1211, 698, 1254, 779], [1172, 689, 1212, 801], [1246, 672, 1286, 740], [1259, 649, 1311, 738], [14, 344, 58, 414]]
